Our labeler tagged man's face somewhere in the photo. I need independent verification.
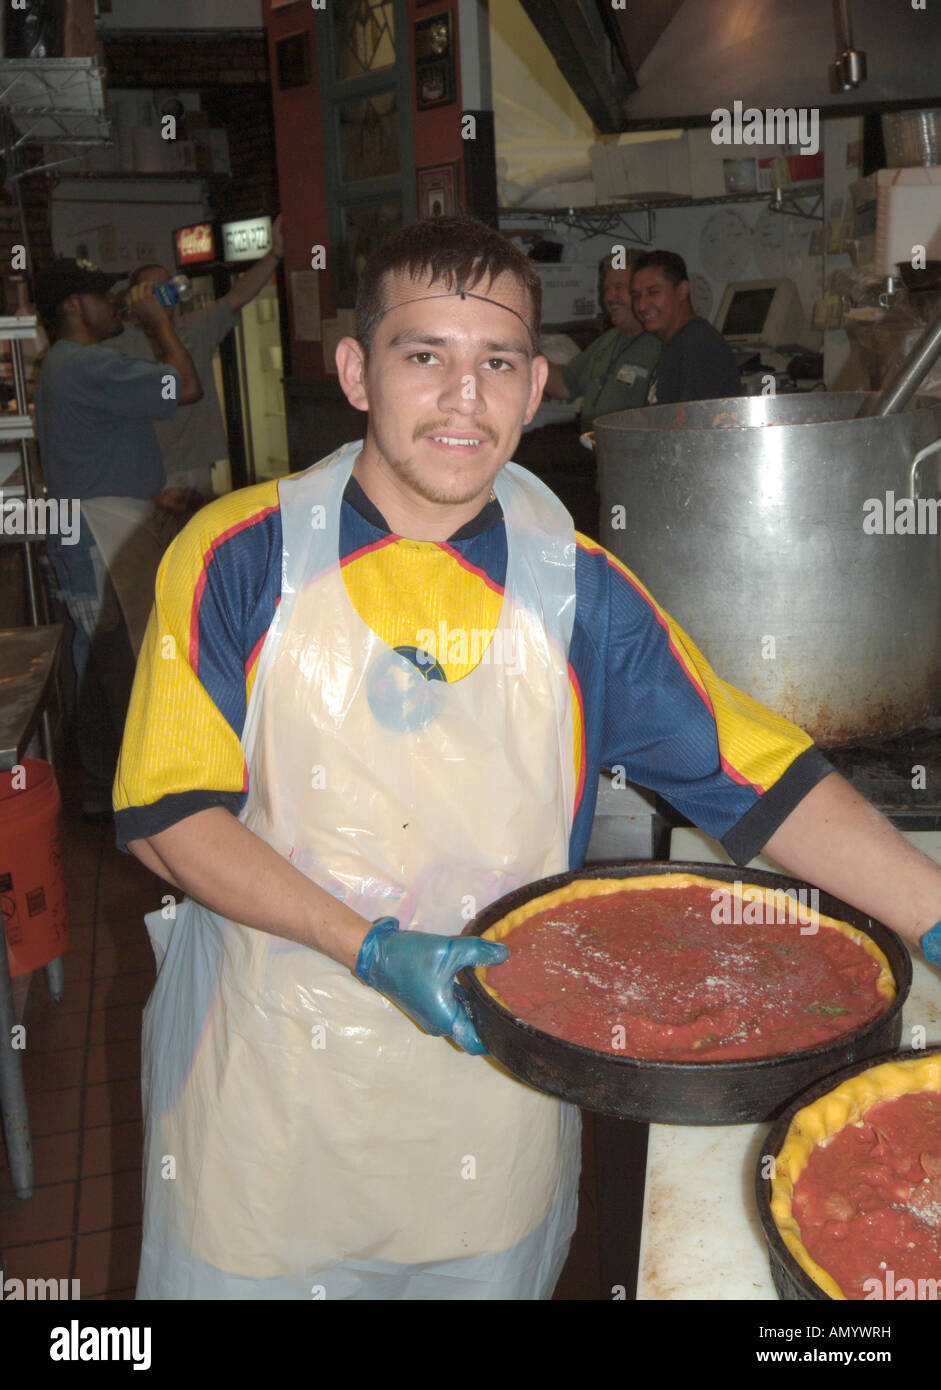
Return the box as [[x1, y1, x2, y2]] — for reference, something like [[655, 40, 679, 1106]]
[[631, 267, 691, 341], [339, 270, 547, 509], [603, 266, 641, 337], [77, 292, 123, 341]]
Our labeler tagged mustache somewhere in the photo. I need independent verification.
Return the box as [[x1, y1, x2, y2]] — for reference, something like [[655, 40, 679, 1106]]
[[416, 421, 498, 445]]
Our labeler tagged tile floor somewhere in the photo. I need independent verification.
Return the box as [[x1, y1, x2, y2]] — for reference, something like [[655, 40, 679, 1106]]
[[0, 762, 158, 1299], [0, 758, 614, 1300]]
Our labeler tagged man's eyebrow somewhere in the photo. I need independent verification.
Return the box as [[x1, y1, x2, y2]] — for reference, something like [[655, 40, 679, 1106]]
[[386, 329, 532, 356]]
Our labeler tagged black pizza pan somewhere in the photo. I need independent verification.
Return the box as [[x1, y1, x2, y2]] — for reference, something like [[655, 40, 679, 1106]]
[[755, 1044, 941, 1300], [458, 861, 912, 1126]]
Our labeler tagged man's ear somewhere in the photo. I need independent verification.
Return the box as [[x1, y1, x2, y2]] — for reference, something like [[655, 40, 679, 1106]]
[[335, 336, 370, 413], [679, 278, 692, 304], [522, 352, 549, 426]]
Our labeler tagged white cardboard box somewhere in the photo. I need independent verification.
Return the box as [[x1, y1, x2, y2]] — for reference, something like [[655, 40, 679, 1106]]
[[590, 136, 690, 200], [874, 166, 941, 274], [534, 263, 598, 324]]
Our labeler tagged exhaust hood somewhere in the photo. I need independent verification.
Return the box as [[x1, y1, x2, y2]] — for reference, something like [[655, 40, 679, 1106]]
[[517, 0, 941, 133]]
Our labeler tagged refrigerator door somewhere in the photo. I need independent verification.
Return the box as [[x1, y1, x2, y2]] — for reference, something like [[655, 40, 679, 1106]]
[[235, 283, 290, 484]]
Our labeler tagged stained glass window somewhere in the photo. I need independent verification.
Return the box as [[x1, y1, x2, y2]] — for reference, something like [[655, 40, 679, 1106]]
[[340, 198, 402, 300], [334, 0, 395, 81], [338, 92, 399, 182]]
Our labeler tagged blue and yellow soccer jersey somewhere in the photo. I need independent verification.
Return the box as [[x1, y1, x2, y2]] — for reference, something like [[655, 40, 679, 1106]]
[[114, 468, 832, 865]]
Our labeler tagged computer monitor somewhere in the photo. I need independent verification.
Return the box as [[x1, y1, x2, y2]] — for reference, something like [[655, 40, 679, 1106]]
[[713, 277, 813, 349]]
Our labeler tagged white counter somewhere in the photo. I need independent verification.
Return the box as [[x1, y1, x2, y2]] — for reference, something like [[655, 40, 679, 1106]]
[[636, 827, 941, 1300]]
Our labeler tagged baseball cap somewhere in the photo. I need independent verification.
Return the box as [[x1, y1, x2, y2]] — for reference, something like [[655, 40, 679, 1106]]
[[34, 258, 127, 322]]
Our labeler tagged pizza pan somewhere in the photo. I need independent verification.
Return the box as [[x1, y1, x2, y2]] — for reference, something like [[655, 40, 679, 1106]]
[[458, 861, 911, 1126], [755, 1045, 941, 1300]]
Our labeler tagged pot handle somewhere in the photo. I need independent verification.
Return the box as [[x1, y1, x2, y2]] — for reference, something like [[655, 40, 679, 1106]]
[[908, 437, 941, 501]]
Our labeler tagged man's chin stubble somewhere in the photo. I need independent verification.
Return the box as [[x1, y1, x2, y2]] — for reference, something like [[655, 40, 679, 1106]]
[[388, 452, 501, 507]]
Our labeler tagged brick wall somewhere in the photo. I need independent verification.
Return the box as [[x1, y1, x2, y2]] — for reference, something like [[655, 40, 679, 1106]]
[[200, 85, 278, 223], [104, 30, 278, 223], [101, 32, 269, 88]]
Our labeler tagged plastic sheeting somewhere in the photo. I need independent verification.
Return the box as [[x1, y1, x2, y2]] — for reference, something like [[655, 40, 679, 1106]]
[[136, 442, 584, 1299]]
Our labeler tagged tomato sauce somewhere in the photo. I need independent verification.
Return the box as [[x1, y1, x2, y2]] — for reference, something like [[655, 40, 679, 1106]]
[[792, 1091, 941, 1299], [486, 885, 886, 1061]]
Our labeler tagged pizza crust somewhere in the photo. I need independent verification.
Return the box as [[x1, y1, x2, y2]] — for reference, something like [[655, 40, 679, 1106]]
[[770, 1053, 941, 1299]]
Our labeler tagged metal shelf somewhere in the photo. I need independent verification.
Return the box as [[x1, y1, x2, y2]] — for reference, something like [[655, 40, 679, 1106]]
[[0, 58, 109, 136], [0, 415, 34, 441], [0, 57, 112, 179], [499, 184, 825, 242], [0, 315, 40, 340]]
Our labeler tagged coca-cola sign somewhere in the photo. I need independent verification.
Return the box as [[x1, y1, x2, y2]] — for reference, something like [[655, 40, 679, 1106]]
[[175, 223, 217, 266]]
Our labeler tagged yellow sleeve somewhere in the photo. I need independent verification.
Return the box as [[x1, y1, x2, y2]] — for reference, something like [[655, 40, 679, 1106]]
[[114, 482, 281, 837]]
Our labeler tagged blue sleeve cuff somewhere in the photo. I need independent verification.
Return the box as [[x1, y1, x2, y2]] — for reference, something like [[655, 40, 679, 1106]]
[[922, 920, 941, 966]]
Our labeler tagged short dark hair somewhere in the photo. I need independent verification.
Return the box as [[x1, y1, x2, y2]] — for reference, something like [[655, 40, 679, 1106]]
[[355, 216, 542, 353], [631, 250, 689, 285]]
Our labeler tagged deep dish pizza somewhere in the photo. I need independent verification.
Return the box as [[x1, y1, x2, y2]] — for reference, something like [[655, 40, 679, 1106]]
[[477, 874, 895, 1062], [771, 1054, 941, 1300]]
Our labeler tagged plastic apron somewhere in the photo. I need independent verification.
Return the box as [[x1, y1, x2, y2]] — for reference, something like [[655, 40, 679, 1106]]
[[136, 441, 582, 1300], [81, 496, 167, 658]]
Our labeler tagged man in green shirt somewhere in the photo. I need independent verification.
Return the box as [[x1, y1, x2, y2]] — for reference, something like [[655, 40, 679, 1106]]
[[543, 256, 661, 427]]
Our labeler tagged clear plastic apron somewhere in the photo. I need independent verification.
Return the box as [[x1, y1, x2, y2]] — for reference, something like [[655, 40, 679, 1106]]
[[137, 441, 581, 1299], [81, 496, 167, 659]]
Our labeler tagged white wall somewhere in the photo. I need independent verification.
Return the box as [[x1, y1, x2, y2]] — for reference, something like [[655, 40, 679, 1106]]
[[52, 179, 210, 276], [99, 0, 263, 29], [490, 0, 595, 200]]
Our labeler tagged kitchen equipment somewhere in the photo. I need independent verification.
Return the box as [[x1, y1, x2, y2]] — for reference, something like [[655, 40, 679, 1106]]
[[861, 300, 941, 416], [882, 110, 941, 168], [459, 861, 910, 1125], [756, 1045, 941, 1300], [594, 393, 941, 745]]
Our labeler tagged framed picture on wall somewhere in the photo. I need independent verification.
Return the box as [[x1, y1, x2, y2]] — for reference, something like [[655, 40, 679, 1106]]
[[276, 32, 311, 89], [415, 13, 455, 110], [417, 163, 458, 219]]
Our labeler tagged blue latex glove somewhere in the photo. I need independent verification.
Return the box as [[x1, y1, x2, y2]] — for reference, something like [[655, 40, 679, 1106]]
[[355, 917, 509, 1055], [922, 920, 941, 967]]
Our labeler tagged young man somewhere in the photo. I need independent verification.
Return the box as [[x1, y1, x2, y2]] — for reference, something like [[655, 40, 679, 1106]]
[[631, 249, 741, 405], [116, 216, 941, 1301]]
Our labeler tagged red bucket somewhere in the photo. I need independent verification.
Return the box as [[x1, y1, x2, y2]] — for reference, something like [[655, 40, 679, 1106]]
[[0, 759, 71, 977]]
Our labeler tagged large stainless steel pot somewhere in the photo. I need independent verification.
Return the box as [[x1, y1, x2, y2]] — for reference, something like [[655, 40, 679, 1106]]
[[595, 393, 941, 746]]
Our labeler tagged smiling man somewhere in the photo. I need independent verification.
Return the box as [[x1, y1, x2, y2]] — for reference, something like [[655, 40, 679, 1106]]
[[631, 249, 741, 405], [542, 252, 660, 427], [114, 216, 941, 1301]]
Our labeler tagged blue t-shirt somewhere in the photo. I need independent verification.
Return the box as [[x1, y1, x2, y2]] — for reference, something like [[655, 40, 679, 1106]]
[[34, 339, 180, 501], [645, 317, 741, 405]]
